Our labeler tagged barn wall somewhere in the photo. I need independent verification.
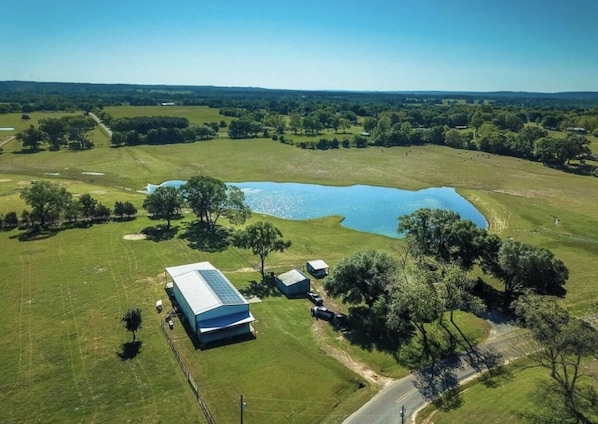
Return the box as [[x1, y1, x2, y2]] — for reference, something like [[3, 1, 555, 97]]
[[199, 323, 252, 344], [173, 282, 197, 333]]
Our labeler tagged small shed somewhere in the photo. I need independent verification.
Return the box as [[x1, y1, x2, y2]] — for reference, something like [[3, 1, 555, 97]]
[[276, 269, 311, 297], [306, 260, 329, 279]]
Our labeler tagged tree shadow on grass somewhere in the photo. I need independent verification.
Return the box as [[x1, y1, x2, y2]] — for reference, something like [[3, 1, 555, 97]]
[[179, 221, 231, 252], [239, 275, 282, 299], [117, 340, 143, 360], [473, 278, 507, 312], [11, 226, 60, 241], [343, 306, 409, 354], [141, 224, 179, 241]]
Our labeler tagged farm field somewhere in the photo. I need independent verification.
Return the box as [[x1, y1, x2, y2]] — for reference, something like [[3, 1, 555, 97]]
[[0, 105, 597, 423]]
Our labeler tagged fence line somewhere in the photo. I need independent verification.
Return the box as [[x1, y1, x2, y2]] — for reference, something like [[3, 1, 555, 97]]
[[160, 321, 216, 424]]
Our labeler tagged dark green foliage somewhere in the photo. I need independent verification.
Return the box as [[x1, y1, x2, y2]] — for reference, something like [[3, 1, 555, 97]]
[[182, 176, 250, 232], [20, 181, 72, 227], [398, 208, 489, 270], [94, 203, 111, 220], [142, 186, 182, 228], [490, 240, 568, 304], [78, 193, 98, 221], [114, 201, 137, 219], [16, 125, 46, 151], [110, 116, 189, 133], [121, 308, 143, 341], [2, 211, 18, 229], [324, 249, 397, 309], [513, 295, 598, 424], [232, 221, 291, 278]]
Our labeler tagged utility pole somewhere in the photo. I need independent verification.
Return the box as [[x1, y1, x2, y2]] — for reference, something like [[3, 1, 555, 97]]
[[400, 404, 405, 424], [240, 394, 245, 424]]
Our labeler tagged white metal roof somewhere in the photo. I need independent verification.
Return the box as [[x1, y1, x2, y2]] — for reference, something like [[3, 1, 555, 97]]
[[166, 262, 248, 315], [307, 259, 329, 270], [277, 269, 309, 287]]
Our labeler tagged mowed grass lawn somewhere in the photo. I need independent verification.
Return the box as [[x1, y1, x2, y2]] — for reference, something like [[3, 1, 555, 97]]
[[1, 105, 597, 423]]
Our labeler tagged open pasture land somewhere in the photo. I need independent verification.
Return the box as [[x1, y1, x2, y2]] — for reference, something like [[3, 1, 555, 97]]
[[0, 118, 597, 422]]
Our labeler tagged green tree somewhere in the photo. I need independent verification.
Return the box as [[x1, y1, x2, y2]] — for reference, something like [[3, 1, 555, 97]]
[[20, 181, 72, 227], [324, 249, 398, 309], [387, 268, 444, 360], [490, 240, 568, 304], [289, 112, 302, 134], [94, 203, 111, 220], [78, 193, 98, 221], [16, 125, 46, 152], [183, 176, 249, 232], [398, 208, 488, 270], [265, 113, 287, 134], [3, 211, 18, 228], [232, 221, 291, 278], [122, 201, 137, 218], [121, 308, 143, 341], [38, 118, 67, 150], [338, 118, 351, 133], [513, 294, 598, 424], [142, 186, 182, 228], [115, 201, 137, 219], [362, 117, 377, 134]]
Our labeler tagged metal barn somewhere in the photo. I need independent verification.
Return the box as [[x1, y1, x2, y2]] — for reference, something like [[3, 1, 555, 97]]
[[165, 262, 255, 345]]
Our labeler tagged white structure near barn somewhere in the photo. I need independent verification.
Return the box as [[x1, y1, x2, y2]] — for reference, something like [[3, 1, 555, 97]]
[[306, 259, 329, 279], [165, 261, 255, 345]]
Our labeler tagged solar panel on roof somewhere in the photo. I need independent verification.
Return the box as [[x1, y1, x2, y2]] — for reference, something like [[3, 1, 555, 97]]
[[198, 269, 244, 305]]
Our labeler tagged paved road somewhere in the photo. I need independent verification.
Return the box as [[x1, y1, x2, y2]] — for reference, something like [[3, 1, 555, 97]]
[[343, 320, 535, 424], [89, 112, 112, 137], [0, 135, 15, 148]]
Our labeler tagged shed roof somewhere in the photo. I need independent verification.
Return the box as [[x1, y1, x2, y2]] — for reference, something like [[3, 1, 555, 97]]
[[307, 259, 329, 270], [166, 262, 247, 315], [277, 269, 310, 287]]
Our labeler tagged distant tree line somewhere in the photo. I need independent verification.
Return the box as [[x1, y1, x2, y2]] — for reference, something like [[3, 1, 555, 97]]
[[109, 116, 216, 146], [15, 115, 96, 152], [1, 181, 137, 230]]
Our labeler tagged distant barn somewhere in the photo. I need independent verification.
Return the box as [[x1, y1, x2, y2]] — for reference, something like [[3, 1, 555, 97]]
[[276, 269, 310, 297], [165, 262, 255, 346]]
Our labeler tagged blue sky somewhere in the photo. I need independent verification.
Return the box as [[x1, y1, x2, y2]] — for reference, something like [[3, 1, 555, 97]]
[[2, 0, 597, 92]]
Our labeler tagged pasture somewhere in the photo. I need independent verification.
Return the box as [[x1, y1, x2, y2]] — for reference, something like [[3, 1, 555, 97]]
[[0, 105, 597, 423]]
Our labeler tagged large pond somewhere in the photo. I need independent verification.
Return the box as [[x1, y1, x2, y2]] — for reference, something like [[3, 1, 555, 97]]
[[146, 181, 487, 238]]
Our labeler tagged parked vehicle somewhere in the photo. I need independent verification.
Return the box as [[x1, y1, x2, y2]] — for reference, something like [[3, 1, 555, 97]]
[[310, 306, 335, 321], [306, 291, 324, 306], [331, 313, 349, 332]]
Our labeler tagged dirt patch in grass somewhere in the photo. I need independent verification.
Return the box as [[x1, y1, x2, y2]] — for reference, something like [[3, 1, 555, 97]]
[[468, 193, 509, 234], [230, 267, 258, 273], [311, 320, 394, 388], [123, 234, 147, 240], [0, 178, 12, 183]]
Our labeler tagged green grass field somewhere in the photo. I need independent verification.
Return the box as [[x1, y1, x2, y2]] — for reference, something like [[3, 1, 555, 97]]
[[1, 105, 597, 423], [417, 357, 598, 424]]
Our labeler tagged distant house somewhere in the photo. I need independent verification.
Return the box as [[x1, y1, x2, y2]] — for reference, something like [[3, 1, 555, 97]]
[[165, 261, 255, 346], [160, 102, 176, 106], [276, 269, 310, 297], [566, 127, 587, 134], [455, 125, 468, 130], [306, 260, 329, 279]]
